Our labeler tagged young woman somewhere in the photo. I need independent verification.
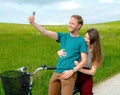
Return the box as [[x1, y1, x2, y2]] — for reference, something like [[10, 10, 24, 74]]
[[58, 28, 102, 95]]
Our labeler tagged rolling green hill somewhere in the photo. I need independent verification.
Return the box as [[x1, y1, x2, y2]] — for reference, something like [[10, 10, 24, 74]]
[[0, 21, 120, 95]]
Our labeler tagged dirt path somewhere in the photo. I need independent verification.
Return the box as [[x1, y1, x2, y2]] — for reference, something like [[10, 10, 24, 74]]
[[93, 73, 120, 95]]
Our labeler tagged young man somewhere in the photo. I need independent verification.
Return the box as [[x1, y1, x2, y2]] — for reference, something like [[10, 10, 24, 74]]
[[28, 15, 87, 95]]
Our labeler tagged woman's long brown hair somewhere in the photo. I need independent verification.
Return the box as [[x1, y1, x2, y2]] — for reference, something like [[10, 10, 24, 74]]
[[86, 28, 102, 67]]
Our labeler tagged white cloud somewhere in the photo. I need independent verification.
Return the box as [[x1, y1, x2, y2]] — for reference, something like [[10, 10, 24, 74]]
[[0, 2, 39, 23], [0, 0, 120, 24], [58, 0, 81, 10], [99, 0, 114, 4]]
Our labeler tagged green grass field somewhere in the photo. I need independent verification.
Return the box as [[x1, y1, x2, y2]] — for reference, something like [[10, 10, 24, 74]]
[[0, 21, 120, 95]]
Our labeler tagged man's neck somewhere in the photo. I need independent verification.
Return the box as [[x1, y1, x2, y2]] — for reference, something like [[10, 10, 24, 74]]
[[70, 33, 79, 37]]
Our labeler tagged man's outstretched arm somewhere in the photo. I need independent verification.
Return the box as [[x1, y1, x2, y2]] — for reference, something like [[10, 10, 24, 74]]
[[28, 15, 58, 40]]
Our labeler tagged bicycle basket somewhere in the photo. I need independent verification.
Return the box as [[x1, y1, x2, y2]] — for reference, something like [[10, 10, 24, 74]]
[[0, 71, 31, 95]]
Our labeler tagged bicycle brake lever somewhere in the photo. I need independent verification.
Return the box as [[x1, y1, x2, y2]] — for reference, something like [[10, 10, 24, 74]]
[[41, 65, 47, 69], [17, 66, 27, 72]]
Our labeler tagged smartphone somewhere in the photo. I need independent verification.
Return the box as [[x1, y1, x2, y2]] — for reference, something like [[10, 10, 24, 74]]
[[32, 11, 35, 16]]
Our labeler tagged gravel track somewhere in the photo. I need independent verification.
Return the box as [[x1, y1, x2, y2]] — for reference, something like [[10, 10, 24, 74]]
[[93, 73, 120, 95]]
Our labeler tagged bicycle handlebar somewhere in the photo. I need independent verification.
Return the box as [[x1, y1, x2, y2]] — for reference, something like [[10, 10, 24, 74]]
[[31, 65, 56, 75], [17, 65, 56, 76]]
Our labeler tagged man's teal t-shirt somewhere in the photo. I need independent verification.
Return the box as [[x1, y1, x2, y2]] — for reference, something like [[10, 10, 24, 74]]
[[55, 32, 87, 73]]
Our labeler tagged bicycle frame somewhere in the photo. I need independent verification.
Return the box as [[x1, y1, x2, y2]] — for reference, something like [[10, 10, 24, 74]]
[[0, 65, 81, 95], [17, 65, 56, 95], [0, 65, 56, 95]]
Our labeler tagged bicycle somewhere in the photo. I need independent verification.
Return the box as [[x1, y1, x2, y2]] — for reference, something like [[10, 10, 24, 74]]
[[0, 65, 81, 95]]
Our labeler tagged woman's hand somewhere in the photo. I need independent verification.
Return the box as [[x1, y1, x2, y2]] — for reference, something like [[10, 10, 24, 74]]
[[57, 49, 67, 57]]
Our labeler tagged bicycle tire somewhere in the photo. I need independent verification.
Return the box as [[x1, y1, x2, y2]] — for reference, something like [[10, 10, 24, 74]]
[[73, 92, 94, 95], [73, 92, 80, 95]]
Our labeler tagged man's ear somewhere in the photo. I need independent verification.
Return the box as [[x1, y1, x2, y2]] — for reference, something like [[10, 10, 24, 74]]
[[78, 24, 82, 29]]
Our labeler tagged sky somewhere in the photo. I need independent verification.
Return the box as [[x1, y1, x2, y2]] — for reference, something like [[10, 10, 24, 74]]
[[0, 0, 120, 25]]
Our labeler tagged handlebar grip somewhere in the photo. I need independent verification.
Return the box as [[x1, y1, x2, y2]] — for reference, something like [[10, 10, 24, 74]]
[[46, 67, 56, 70], [41, 65, 56, 70]]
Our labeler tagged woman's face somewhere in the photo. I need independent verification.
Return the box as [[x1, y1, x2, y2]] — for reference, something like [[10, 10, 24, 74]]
[[84, 33, 90, 46]]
